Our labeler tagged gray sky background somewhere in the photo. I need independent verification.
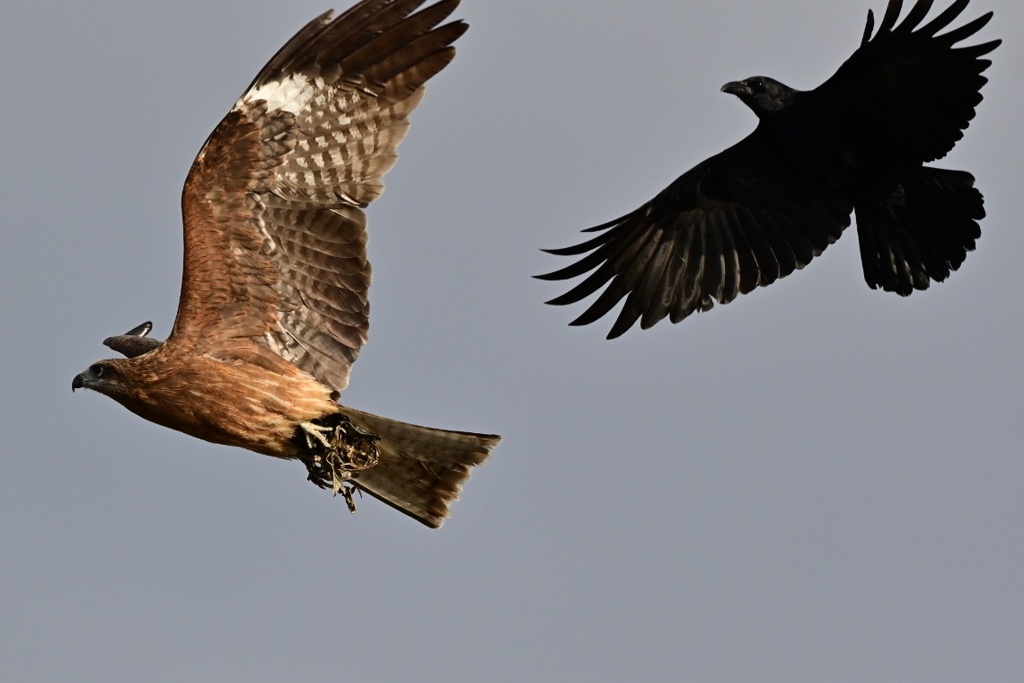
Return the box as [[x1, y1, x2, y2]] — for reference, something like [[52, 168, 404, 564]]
[[2, 1, 1022, 681]]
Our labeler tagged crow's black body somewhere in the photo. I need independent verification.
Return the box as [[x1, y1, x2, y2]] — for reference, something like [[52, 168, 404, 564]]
[[540, 0, 1000, 339]]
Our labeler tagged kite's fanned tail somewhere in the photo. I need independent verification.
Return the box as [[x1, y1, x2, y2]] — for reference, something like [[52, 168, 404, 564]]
[[340, 408, 499, 528]]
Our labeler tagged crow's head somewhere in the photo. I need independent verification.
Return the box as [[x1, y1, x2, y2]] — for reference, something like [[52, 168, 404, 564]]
[[721, 76, 798, 115]]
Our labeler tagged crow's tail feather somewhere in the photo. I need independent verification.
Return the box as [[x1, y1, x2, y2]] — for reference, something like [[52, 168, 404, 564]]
[[855, 167, 984, 295]]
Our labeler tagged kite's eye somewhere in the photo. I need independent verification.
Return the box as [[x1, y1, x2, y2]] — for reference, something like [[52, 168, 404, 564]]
[[90, 364, 104, 377]]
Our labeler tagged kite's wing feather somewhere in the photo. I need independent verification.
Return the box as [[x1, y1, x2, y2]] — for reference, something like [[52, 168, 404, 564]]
[[103, 321, 162, 358], [172, 0, 465, 391]]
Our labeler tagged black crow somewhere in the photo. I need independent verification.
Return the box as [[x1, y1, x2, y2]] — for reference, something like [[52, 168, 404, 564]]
[[538, 0, 1000, 339]]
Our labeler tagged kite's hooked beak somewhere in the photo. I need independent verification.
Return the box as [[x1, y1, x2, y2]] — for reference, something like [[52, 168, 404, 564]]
[[721, 80, 752, 98], [72, 374, 85, 392]]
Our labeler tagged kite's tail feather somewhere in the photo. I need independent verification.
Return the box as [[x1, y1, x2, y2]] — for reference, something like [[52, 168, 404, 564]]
[[341, 407, 500, 528], [855, 167, 985, 295]]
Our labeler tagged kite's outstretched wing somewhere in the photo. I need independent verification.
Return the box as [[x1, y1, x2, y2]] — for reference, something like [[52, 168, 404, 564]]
[[172, 0, 466, 390]]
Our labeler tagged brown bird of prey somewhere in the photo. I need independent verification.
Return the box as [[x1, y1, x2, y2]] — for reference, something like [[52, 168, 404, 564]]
[[72, 0, 499, 529], [539, 0, 999, 339]]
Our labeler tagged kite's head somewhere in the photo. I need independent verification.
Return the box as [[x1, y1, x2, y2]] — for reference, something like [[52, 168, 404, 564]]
[[721, 76, 798, 115], [72, 359, 130, 399], [75, 322, 163, 400]]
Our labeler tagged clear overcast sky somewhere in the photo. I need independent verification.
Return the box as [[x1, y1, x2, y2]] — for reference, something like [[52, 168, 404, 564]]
[[2, 0, 1022, 681]]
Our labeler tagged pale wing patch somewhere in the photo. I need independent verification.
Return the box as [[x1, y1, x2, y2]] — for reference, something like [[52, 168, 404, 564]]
[[241, 74, 326, 115]]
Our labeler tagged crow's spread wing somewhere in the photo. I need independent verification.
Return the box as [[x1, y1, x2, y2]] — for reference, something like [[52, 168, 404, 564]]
[[538, 132, 853, 339], [814, 0, 999, 163]]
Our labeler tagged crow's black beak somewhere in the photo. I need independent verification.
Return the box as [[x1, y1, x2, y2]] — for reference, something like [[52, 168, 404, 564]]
[[721, 81, 751, 97], [72, 374, 85, 392]]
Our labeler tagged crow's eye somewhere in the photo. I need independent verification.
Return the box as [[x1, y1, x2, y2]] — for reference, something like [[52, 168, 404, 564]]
[[89, 364, 104, 377]]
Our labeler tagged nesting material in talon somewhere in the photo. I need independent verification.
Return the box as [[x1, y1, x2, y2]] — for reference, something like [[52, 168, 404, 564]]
[[296, 413, 381, 502]]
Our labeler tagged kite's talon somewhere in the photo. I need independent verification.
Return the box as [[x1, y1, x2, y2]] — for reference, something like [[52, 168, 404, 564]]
[[300, 422, 333, 450]]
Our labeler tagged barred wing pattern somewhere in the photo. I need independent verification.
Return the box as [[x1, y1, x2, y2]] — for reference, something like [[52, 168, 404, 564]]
[[173, 0, 466, 391]]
